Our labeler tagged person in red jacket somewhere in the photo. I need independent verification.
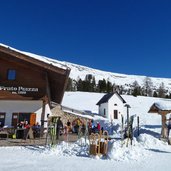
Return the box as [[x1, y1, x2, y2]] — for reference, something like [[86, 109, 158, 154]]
[[97, 122, 101, 133], [24, 121, 30, 129]]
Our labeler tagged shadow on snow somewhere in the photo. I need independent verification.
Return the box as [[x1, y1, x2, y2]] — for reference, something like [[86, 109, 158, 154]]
[[146, 148, 171, 154], [143, 125, 161, 129], [138, 128, 161, 138]]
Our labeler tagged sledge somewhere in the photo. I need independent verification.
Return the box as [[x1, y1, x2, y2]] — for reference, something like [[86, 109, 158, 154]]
[[100, 131, 108, 155], [89, 131, 109, 156]]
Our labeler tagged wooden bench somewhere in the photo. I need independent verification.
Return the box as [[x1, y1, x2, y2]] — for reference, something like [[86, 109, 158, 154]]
[[0, 131, 8, 139]]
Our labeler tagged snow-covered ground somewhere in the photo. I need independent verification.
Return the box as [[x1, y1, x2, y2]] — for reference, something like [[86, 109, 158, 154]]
[[1, 92, 171, 171]]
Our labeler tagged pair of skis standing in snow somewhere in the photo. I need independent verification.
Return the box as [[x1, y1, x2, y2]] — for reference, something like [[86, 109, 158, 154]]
[[121, 115, 136, 147], [46, 116, 64, 146]]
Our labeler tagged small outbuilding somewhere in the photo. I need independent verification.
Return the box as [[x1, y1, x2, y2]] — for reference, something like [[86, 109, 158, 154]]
[[96, 92, 126, 122], [148, 101, 171, 138]]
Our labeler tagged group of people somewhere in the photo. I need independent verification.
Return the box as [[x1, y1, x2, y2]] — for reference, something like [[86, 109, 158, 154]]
[[88, 120, 102, 134], [66, 119, 103, 135], [16, 121, 41, 139], [55, 117, 103, 140], [71, 119, 86, 135], [17, 120, 30, 129], [61, 119, 86, 134]]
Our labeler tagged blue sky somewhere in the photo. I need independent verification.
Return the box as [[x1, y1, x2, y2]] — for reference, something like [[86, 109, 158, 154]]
[[1, 0, 171, 78]]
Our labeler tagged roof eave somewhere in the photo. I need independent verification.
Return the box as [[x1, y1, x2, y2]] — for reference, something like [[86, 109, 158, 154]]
[[0, 44, 70, 75]]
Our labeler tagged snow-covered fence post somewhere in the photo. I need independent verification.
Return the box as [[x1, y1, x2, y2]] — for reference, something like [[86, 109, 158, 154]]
[[161, 112, 167, 138], [84, 119, 88, 145], [121, 115, 124, 130], [124, 104, 131, 129], [137, 116, 140, 136]]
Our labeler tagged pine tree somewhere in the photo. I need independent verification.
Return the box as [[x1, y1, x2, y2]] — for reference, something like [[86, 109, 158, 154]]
[[107, 80, 113, 93], [91, 76, 96, 92], [77, 78, 83, 91], [158, 82, 165, 98], [165, 94, 169, 98], [66, 78, 73, 91], [132, 81, 141, 96], [153, 91, 158, 97], [98, 79, 107, 92], [84, 74, 95, 92]]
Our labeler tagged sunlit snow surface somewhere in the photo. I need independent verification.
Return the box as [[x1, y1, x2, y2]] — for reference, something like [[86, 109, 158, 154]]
[[1, 92, 171, 171]]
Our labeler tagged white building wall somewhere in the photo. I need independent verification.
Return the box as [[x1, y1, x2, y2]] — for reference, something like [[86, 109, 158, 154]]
[[0, 100, 50, 127], [99, 103, 108, 119], [44, 104, 52, 127], [98, 94, 125, 122], [108, 94, 125, 122]]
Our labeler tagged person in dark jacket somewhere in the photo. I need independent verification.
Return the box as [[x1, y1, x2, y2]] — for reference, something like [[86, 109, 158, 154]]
[[167, 117, 171, 137], [56, 117, 63, 140]]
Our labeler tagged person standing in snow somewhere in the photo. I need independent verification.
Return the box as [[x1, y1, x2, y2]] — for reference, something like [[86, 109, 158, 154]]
[[91, 120, 96, 133], [67, 120, 71, 133], [167, 117, 171, 137], [56, 117, 63, 140], [97, 122, 101, 133], [88, 120, 92, 135]]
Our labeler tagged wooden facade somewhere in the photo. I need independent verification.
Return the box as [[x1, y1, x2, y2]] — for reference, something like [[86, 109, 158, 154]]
[[0, 44, 70, 128], [0, 45, 70, 104]]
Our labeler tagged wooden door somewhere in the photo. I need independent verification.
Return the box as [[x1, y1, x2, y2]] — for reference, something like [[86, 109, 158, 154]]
[[30, 113, 36, 126], [114, 110, 118, 119], [12, 113, 18, 128]]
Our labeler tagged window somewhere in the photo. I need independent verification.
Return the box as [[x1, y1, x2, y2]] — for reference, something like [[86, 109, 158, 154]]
[[104, 108, 106, 116], [0, 113, 6, 127], [114, 110, 118, 119], [7, 69, 16, 80]]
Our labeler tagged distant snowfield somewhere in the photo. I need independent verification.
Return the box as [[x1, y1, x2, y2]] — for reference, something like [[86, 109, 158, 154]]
[[1, 92, 171, 171]]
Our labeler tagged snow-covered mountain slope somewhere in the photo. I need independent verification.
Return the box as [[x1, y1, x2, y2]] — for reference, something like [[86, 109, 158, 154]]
[[55, 60, 171, 91], [1, 43, 171, 90], [37, 55, 171, 91]]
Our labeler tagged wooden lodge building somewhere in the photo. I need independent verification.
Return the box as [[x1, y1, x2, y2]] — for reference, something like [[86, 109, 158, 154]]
[[0, 44, 70, 129]]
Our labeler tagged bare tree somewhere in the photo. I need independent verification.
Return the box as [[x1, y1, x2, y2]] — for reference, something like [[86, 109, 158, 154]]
[[143, 77, 153, 96]]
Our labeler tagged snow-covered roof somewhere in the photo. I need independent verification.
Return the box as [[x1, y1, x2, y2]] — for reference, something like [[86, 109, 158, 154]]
[[62, 109, 94, 120], [154, 101, 171, 111], [148, 101, 171, 114], [0, 43, 69, 70], [96, 92, 126, 105], [61, 105, 94, 120]]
